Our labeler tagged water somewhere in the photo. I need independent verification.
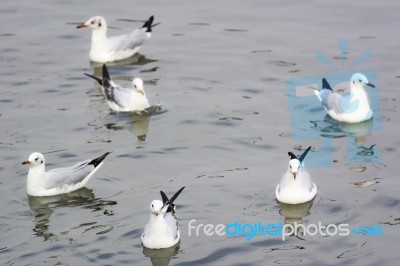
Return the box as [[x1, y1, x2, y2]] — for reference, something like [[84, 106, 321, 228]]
[[1, 0, 399, 265]]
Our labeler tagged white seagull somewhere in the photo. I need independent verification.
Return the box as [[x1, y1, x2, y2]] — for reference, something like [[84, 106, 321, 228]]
[[76, 15, 157, 63], [314, 73, 375, 123], [142, 187, 185, 249], [84, 64, 150, 112], [276, 147, 317, 204], [22, 152, 110, 197]]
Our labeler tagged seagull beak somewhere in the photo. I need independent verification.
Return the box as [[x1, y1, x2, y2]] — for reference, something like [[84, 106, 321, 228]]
[[22, 160, 30, 165], [293, 172, 297, 180], [366, 82, 375, 88], [76, 23, 87, 29]]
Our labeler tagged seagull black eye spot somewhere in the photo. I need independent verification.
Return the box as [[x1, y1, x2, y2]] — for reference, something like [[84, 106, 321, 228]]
[[91, 21, 94, 24], [99, 22, 102, 27], [41, 160, 43, 164], [35, 158, 38, 161]]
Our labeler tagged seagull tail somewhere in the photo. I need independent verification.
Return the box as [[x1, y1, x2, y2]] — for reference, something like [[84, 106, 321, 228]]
[[89, 152, 111, 168], [84, 73, 102, 86]]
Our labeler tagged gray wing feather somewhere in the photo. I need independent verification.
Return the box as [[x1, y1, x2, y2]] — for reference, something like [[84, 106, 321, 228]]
[[318, 89, 343, 114], [103, 82, 132, 109], [45, 160, 94, 189], [164, 213, 179, 239], [111, 29, 148, 51]]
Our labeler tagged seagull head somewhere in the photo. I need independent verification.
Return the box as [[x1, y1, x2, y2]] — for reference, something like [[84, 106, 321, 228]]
[[150, 200, 164, 216], [22, 152, 45, 166], [132, 78, 145, 95], [351, 73, 375, 88], [288, 158, 300, 180], [77, 16, 107, 30]]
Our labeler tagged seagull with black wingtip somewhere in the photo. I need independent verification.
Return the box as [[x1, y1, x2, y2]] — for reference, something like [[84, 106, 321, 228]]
[[276, 147, 317, 204], [84, 64, 150, 112], [142, 187, 185, 249], [314, 73, 375, 123], [76, 15, 159, 63], [22, 152, 111, 197]]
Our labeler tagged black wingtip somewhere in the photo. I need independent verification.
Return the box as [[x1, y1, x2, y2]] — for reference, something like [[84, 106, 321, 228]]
[[160, 191, 169, 205], [102, 64, 111, 80], [142, 15, 154, 32], [288, 152, 298, 160], [322, 78, 333, 91], [89, 152, 111, 168], [160, 186, 185, 214], [299, 146, 312, 163], [84, 73, 102, 85], [170, 186, 185, 204]]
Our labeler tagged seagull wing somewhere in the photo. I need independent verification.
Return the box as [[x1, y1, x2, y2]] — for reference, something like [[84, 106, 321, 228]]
[[44, 152, 110, 190], [109, 29, 148, 52], [44, 160, 95, 189]]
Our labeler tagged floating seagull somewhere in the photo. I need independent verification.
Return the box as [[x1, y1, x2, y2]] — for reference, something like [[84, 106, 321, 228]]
[[314, 73, 375, 123], [84, 64, 150, 112], [142, 187, 185, 249], [77, 15, 157, 63], [22, 152, 110, 197], [276, 147, 317, 204]]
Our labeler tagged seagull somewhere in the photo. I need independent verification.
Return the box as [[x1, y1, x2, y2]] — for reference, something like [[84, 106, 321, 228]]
[[142, 187, 185, 249], [22, 152, 110, 197], [314, 73, 375, 123], [84, 64, 150, 112], [76, 15, 157, 63], [276, 147, 317, 204]]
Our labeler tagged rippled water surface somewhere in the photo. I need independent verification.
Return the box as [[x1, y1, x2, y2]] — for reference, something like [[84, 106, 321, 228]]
[[1, 0, 399, 265]]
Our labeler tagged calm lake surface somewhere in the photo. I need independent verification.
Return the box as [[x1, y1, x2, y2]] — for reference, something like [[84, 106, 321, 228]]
[[1, 0, 399, 265]]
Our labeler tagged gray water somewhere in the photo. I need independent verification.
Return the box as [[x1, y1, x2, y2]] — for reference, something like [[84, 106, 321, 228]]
[[1, 0, 399, 265]]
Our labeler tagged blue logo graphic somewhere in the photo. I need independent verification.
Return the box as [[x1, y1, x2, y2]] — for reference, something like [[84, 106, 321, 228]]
[[286, 40, 382, 167], [351, 225, 384, 236]]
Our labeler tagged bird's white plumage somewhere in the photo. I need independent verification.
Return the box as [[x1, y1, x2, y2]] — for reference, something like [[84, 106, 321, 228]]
[[141, 200, 180, 249], [105, 78, 150, 112], [276, 148, 317, 204], [314, 73, 375, 123], [77, 16, 153, 63], [84, 64, 150, 112], [23, 152, 109, 197]]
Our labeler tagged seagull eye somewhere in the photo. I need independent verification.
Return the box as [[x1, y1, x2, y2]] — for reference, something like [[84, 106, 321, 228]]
[[35, 158, 38, 161], [289, 165, 292, 169], [98, 22, 102, 27], [151, 204, 154, 208], [91, 21, 94, 24], [359, 79, 362, 82]]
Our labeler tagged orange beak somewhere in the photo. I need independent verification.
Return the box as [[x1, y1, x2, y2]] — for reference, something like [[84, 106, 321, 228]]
[[76, 23, 87, 29], [22, 160, 30, 165], [293, 172, 297, 180]]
